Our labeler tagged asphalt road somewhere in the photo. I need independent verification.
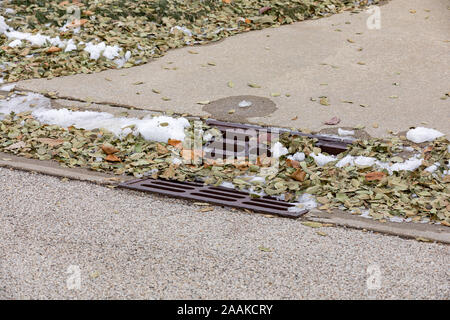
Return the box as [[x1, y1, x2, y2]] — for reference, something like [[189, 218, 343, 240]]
[[0, 167, 448, 299]]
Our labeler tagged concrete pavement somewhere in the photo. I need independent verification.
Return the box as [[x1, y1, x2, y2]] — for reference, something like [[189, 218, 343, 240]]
[[0, 167, 449, 299], [16, 0, 450, 137]]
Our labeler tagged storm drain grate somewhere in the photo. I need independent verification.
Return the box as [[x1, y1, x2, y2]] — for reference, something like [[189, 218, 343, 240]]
[[205, 119, 352, 157], [119, 120, 352, 218], [119, 178, 308, 218]]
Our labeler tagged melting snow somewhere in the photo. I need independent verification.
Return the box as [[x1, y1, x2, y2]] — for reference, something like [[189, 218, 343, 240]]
[[0, 16, 130, 67], [310, 153, 336, 166], [271, 141, 288, 159], [0, 93, 190, 143], [338, 128, 355, 136], [287, 152, 305, 162], [406, 127, 444, 143], [0, 83, 16, 91], [238, 100, 252, 108]]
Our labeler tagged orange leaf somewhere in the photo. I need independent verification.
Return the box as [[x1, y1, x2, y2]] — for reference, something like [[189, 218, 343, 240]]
[[286, 159, 300, 168], [47, 46, 61, 53], [222, 0, 231, 3], [245, 18, 251, 24], [101, 144, 119, 155], [291, 169, 306, 182], [37, 138, 65, 147], [365, 171, 386, 181], [68, 18, 88, 28], [168, 139, 182, 150], [105, 154, 121, 162]]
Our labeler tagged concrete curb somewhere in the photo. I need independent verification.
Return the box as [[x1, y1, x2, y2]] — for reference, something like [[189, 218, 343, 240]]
[[1, 152, 449, 244]]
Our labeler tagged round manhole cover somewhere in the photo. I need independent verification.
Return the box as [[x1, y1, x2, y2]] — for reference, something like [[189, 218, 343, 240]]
[[202, 95, 277, 122]]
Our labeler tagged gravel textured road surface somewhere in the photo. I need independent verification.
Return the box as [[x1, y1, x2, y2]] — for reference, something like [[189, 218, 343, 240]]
[[0, 167, 448, 299]]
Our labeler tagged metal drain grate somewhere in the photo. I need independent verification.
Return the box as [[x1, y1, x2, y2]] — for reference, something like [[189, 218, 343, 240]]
[[119, 178, 307, 218], [205, 119, 352, 157], [119, 120, 351, 218]]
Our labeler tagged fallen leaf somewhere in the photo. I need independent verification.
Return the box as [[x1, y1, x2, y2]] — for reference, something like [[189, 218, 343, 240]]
[[301, 221, 323, 228], [324, 116, 340, 125], [5, 141, 26, 150], [101, 144, 119, 155], [319, 97, 330, 106], [168, 139, 182, 149], [105, 154, 121, 162], [248, 82, 261, 88], [286, 159, 300, 168], [258, 246, 272, 252], [365, 171, 386, 181], [37, 138, 64, 147], [198, 206, 214, 212], [47, 46, 61, 53], [259, 6, 271, 14], [291, 168, 306, 182]]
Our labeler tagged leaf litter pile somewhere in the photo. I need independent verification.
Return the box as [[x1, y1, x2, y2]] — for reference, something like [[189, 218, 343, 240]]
[[1, 91, 449, 226], [0, 0, 378, 82]]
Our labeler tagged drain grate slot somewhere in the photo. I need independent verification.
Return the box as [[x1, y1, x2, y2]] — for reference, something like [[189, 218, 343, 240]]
[[119, 178, 308, 218]]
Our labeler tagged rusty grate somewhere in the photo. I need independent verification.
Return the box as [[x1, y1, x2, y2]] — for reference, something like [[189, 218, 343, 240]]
[[119, 120, 351, 218], [119, 178, 307, 218], [205, 119, 352, 157]]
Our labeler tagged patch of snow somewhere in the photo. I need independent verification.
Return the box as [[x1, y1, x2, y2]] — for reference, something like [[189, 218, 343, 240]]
[[170, 26, 193, 37], [220, 181, 235, 189], [287, 152, 305, 162], [238, 100, 252, 108], [8, 39, 22, 48], [0, 93, 190, 143], [390, 216, 405, 223], [425, 162, 440, 173], [271, 142, 288, 159], [337, 155, 376, 167], [360, 210, 371, 219], [295, 193, 317, 210], [406, 127, 444, 143], [0, 16, 130, 65], [114, 50, 131, 68], [388, 156, 422, 173], [310, 153, 336, 166], [64, 39, 77, 52], [0, 83, 15, 91], [172, 157, 183, 165], [338, 128, 355, 136]]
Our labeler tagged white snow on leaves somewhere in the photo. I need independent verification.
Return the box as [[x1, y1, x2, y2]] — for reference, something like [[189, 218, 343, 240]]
[[406, 127, 444, 143], [0, 93, 190, 143], [0, 16, 131, 67]]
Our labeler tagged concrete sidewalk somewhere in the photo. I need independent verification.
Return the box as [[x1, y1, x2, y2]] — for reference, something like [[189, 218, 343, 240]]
[[16, 0, 450, 137]]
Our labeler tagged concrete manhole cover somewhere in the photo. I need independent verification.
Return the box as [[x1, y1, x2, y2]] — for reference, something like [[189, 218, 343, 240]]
[[202, 95, 277, 122]]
